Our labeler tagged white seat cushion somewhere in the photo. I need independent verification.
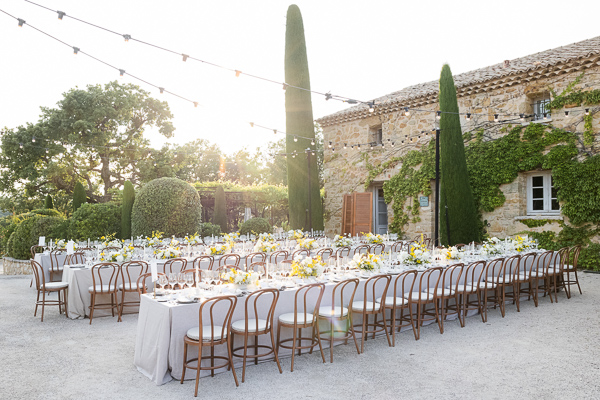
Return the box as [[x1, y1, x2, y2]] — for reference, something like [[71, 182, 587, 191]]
[[186, 325, 226, 341], [88, 284, 118, 292], [118, 282, 139, 290], [231, 319, 268, 333], [404, 292, 435, 301], [351, 301, 381, 312], [545, 267, 560, 274], [427, 287, 455, 296], [43, 282, 68, 290], [376, 296, 408, 306], [318, 306, 348, 317], [464, 282, 496, 291], [278, 312, 314, 325], [488, 277, 511, 284]]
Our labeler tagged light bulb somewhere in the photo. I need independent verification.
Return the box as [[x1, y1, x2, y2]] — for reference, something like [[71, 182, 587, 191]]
[[466, 113, 471, 121], [436, 111, 441, 119], [494, 114, 499, 122], [404, 107, 410, 116], [294, 136, 298, 142]]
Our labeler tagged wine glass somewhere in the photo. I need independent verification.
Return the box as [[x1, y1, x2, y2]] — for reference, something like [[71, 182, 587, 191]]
[[202, 270, 212, 289], [158, 275, 168, 292], [178, 273, 187, 290], [168, 272, 178, 290], [186, 273, 195, 288]]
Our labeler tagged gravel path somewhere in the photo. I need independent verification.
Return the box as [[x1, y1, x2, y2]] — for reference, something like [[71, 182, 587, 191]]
[[1, 273, 599, 400]]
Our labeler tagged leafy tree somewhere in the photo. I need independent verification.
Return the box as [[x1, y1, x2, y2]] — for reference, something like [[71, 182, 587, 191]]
[[121, 180, 135, 239], [44, 194, 54, 209], [212, 185, 228, 233], [261, 138, 288, 186], [0, 81, 174, 203], [284, 5, 323, 230], [73, 182, 87, 212], [438, 64, 480, 245]]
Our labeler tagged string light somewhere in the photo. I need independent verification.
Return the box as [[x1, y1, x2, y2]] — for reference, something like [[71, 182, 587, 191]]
[[119, 69, 125, 77], [235, 70, 242, 78], [391, 141, 395, 147], [436, 111, 441, 120], [32, 136, 36, 143], [404, 107, 410, 116], [310, 139, 315, 146], [182, 54, 189, 62], [159, 87, 164, 94], [19, 143, 23, 149], [564, 111, 569, 117], [585, 109, 590, 115], [368, 102, 375, 113], [343, 143, 347, 149], [18, 18, 25, 27], [543, 113, 548, 120], [293, 136, 298, 142], [57, 11, 66, 20], [465, 113, 471, 121], [331, 147, 335, 153], [494, 114, 499, 122], [123, 34, 131, 42], [520, 114, 525, 121], [328, 141, 332, 148], [73, 46, 79, 55], [45, 148, 48, 153]]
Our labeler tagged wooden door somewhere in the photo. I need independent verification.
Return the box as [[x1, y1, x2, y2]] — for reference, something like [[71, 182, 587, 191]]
[[351, 192, 373, 236]]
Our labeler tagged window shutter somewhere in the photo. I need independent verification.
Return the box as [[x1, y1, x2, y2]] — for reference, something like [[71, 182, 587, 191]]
[[341, 194, 353, 235], [351, 192, 373, 236]]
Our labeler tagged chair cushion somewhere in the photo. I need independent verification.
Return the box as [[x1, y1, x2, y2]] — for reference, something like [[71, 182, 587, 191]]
[[318, 306, 348, 317], [464, 282, 496, 291], [186, 325, 226, 341], [376, 296, 407, 306], [118, 282, 139, 290], [88, 284, 118, 293], [43, 282, 68, 290], [427, 287, 455, 296], [351, 301, 381, 312], [278, 313, 314, 325], [404, 292, 434, 301], [231, 319, 268, 333], [488, 276, 511, 284], [545, 267, 560, 274]]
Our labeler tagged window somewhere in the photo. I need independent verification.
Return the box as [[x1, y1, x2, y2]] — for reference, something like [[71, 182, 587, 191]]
[[370, 125, 382, 145], [532, 95, 551, 121], [527, 172, 559, 214]]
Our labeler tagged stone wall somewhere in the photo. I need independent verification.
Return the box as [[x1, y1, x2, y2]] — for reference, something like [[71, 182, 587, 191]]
[[2, 257, 31, 275], [321, 65, 600, 239]]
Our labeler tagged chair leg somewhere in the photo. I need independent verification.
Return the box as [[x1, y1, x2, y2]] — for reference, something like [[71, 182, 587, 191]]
[[242, 334, 248, 383], [574, 269, 582, 295], [41, 290, 46, 322], [180, 342, 188, 384], [64, 288, 69, 318], [118, 290, 125, 322], [89, 293, 95, 325], [194, 344, 202, 397], [313, 324, 326, 363], [227, 335, 239, 387], [270, 329, 282, 374], [290, 324, 297, 372]]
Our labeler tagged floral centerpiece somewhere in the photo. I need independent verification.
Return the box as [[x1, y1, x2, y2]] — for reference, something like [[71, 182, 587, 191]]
[[222, 232, 239, 251], [349, 253, 383, 272], [481, 237, 502, 256], [142, 231, 163, 247], [54, 239, 79, 250], [398, 241, 431, 265], [445, 246, 465, 260], [258, 233, 276, 242], [333, 234, 352, 248], [99, 233, 122, 249], [205, 243, 229, 256], [254, 239, 279, 253], [100, 244, 134, 262], [512, 235, 536, 252], [220, 268, 259, 287], [183, 233, 202, 245], [295, 238, 318, 251], [288, 229, 304, 240], [364, 232, 384, 244], [154, 245, 182, 259], [291, 255, 325, 278]]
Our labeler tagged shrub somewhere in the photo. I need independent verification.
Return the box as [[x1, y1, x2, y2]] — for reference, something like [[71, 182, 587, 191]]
[[70, 202, 122, 240], [239, 217, 272, 236], [212, 185, 228, 233], [199, 222, 222, 238], [73, 182, 87, 212], [45, 194, 54, 209], [131, 177, 202, 237], [579, 243, 600, 271], [7, 214, 67, 260], [30, 208, 63, 218], [121, 181, 135, 239]]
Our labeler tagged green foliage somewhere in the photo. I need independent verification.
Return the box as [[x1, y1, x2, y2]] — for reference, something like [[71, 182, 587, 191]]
[[212, 185, 228, 233], [70, 203, 122, 240], [438, 64, 480, 245], [132, 177, 202, 237], [6, 213, 68, 260], [553, 155, 600, 225], [239, 217, 272, 236], [45, 194, 54, 209], [518, 219, 553, 228], [121, 181, 135, 239], [579, 244, 600, 271], [73, 182, 87, 212], [285, 5, 323, 231], [198, 222, 222, 238]]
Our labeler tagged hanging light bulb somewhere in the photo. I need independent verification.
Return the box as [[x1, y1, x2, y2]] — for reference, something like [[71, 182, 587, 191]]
[[328, 141, 332, 148], [331, 147, 335, 153], [404, 107, 410, 116], [119, 69, 125, 77], [273, 129, 277, 134], [73, 47, 80, 55], [19, 143, 23, 149], [370, 143, 374, 150], [436, 111, 441, 119], [310, 139, 315, 146], [357, 144, 361, 150], [159, 87, 164, 94], [182, 54, 189, 62], [343, 143, 347, 149], [57, 11, 66, 20], [283, 83, 288, 91], [235, 70, 242, 77], [368, 102, 375, 113], [465, 113, 471, 121], [123, 34, 132, 42], [494, 114, 499, 122], [391, 142, 395, 147], [18, 19, 25, 27], [193, 102, 198, 108], [45, 148, 49, 154], [249, 122, 254, 127], [585, 108, 590, 115], [564, 111, 569, 117], [543, 113, 548, 120], [32, 136, 36, 143], [381, 142, 385, 148], [520, 113, 525, 121]]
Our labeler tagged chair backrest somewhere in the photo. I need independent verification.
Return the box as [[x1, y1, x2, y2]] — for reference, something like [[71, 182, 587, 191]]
[[441, 263, 464, 293], [316, 247, 333, 261], [516, 252, 537, 278], [361, 274, 391, 311], [413, 267, 443, 301], [163, 258, 187, 274], [50, 249, 66, 272], [199, 295, 238, 343], [455, 243, 466, 249], [181, 268, 200, 287], [215, 264, 241, 280], [369, 243, 385, 255], [246, 252, 266, 268], [91, 263, 119, 293], [248, 262, 266, 276], [389, 270, 418, 305], [193, 255, 214, 271], [535, 250, 554, 273], [291, 283, 325, 325], [460, 260, 486, 292], [390, 241, 405, 252], [326, 278, 359, 313], [482, 258, 505, 285], [570, 245, 582, 268], [219, 254, 241, 267], [503, 255, 521, 281], [30, 260, 45, 290], [269, 250, 288, 265], [422, 238, 432, 249], [291, 249, 310, 260], [121, 261, 149, 288], [136, 272, 166, 295], [353, 245, 369, 255], [557, 247, 569, 270], [65, 252, 85, 265], [334, 246, 351, 259], [242, 288, 279, 332], [30, 245, 46, 260]]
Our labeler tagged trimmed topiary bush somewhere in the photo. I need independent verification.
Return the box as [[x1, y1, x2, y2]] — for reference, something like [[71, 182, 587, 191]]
[[70, 203, 122, 240], [239, 217, 272, 236], [212, 185, 228, 233], [199, 222, 222, 238], [45, 194, 54, 209], [7, 213, 68, 260], [73, 182, 87, 212], [121, 181, 135, 239], [131, 177, 202, 237]]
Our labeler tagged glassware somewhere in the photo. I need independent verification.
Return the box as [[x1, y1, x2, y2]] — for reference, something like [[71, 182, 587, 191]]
[[178, 273, 187, 289], [168, 272, 178, 290], [158, 275, 168, 292]]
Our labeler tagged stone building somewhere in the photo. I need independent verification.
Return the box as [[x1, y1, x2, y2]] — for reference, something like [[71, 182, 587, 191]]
[[316, 36, 600, 240]]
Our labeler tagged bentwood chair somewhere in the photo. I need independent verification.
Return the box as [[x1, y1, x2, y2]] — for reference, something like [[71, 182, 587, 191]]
[[513, 252, 539, 311], [181, 295, 239, 396], [30, 260, 68, 322], [532, 250, 555, 304], [118, 261, 148, 322], [405, 267, 443, 339], [30, 245, 46, 260], [230, 288, 282, 383], [88, 262, 120, 325], [391, 241, 406, 252], [479, 258, 505, 322], [50, 249, 66, 282], [276, 283, 326, 371], [316, 247, 333, 262], [352, 274, 392, 353], [369, 243, 385, 255], [379, 270, 418, 344], [493, 255, 520, 317], [317, 278, 360, 363], [353, 245, 370, 255], [455, 260, 486, 326], [290, 249, 310, 260], [163, 258, 188, 274], [245, 252, 266, 269], [432, 263, 464, 333], [269, 250, 289, 265], [563, 245, 582, 298], [65, 252, 85, 265], [136, 272, 166, 296], [219, 254, 241, 268], [247, 262, 266, 277], [192, 255, 214, 271], [332, 246, 351, 262]]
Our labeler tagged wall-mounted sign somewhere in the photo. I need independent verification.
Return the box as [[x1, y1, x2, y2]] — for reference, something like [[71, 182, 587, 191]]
[[419, 196, 429, 207]]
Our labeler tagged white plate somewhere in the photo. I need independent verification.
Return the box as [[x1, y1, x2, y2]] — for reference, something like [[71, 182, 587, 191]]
[[156, 297, 168, 302]]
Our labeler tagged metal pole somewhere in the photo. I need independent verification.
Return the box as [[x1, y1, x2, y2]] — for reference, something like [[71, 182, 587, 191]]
[[306, 148, 312, 232], [434, 129, 440, 247]]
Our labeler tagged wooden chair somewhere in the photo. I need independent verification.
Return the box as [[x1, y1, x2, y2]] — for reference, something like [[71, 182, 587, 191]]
[[192, 255, 214, 271], [245, 252, 266, 269], [404, 267, 443, 339], [30, 260, 68, 322], [180, 268, 201, 287], [118, 261, 148, 322], [290, 249, 310, 260], [316, 247, 333, 262], [379, 269, 418, 344], [181, 295, 239, 396], [219, 254, 241, 267], [369, 243, 385, 255], [455, 260, 486, 326], [65, 252, 85, 265], [494, 255, 520, 317], [136, 272, 166, 295], [247, 262, 266, 277], [433, 263, 464, 332], [269, 250, 288, 265], [352, 274, 392, 353], [353, 244, 369, 255], [480, 258, 505, 322], [532, 250, 555, 304], [163, 258, 188, 274], [276, 283, 326, 371], [49, 249, 66, 282], [562, 245, 582, 298], [30, 245, 46, 260], [230, 288, 282, 382], [316, 278, 360, 363], [89, 263, 120, 325], [332, 246, 351, 261], [513, 252, 539, 311], [390, 241, 406, 252]]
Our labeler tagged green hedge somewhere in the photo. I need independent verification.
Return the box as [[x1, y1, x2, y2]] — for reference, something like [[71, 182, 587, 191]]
[[239, 217, 272, 236], [6, 214, 68, 260], [132, 177, 202, 237], [70, 202, 122, 240], [199, 222, 222, 238]]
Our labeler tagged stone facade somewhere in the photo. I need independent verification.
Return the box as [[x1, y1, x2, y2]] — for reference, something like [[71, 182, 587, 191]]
[[317, 36, 600, 239]]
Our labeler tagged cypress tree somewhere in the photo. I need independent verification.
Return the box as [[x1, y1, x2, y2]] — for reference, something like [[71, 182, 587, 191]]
[[438, 64, 480, 245], [44, 194, 54, 209], [284, 4, 323, 231], [121, 180, 135, 239], [73, 182, 87, 213], [212, 185, 228, 233]]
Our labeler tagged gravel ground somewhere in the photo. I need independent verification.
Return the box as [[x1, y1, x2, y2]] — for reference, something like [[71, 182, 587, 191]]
[[1, 273, 599, 400]]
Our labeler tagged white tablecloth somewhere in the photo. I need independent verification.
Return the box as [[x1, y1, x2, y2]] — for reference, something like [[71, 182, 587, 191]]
[[34, 252, 67, 282]]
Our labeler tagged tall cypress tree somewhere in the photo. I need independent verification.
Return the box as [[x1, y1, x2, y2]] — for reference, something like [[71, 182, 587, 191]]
[[121, 180, 135, 239], [438, 64, 480, 245], [284, 4, 323, 231], [72, 182, 87, 213], [44, 194, 54, 209], [212, 185, 228, 233]]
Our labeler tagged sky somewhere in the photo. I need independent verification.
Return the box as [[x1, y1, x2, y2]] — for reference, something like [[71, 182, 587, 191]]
[[1, 0, 599, 154]]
